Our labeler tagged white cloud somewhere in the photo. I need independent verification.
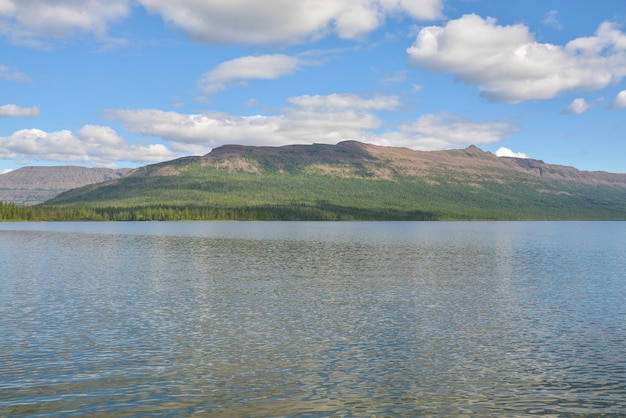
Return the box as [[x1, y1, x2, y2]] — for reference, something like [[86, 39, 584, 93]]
[[0, 125, 180, 167], [565, 98, 591, 114], [200, 54, 307, 94], [1, 168, 13, 174], [0, 0, 130, 46], [611, 89, 626, 108], [138, 0, 443, 45], [0, 93, 515, 169], [407, 14, 626, 103], [287, 93, 401, 111], [495, 147, 529, 159], [109, 94, 399, 149], [380, 0, 444, 21], [1, 0, 444, 47], [542, 10, 562, 30], [0, 104, 40, 117], [0, 0, 16, 15], [0, 65, 31, 82], [377, 113, 518, 150], [109, 94, 516, 152]]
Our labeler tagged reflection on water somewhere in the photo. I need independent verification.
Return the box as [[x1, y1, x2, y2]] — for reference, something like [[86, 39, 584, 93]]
[[1, 222, 625, 416]]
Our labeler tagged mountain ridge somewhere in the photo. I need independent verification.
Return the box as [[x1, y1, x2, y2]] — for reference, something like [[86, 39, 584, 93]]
[[42, 141, 626, 221], [0, 166, 130, 205], [125, 140, 626, 186]]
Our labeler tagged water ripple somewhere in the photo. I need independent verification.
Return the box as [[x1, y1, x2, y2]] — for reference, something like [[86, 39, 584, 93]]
[[1, 222, 626, 416]]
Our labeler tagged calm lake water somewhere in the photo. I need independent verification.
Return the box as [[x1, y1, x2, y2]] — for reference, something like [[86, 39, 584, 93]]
[[1, 221, 625, 416]]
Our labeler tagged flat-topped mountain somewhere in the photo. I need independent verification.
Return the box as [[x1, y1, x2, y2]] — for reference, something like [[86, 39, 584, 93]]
[[125, 141, 626, 186], [0, 166, 130, 205], [45, 141, 626, 220]]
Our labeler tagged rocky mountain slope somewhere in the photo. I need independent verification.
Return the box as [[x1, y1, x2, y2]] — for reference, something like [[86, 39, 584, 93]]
[[126, 140, 626, 187], [0, 166, 130, 205], [45, 141, 626, 220]]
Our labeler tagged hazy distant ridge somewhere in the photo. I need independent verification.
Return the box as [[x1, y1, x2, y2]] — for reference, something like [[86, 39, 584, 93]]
[[0, 166, 130, 205]]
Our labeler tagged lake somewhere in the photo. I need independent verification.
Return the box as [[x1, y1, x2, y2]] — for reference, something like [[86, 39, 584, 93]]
[[1, 221, 625, 416]]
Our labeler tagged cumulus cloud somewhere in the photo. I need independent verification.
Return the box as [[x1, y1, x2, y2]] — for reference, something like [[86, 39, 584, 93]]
[[108, 94, 516, 152], [564, 98, 591, 114], [287, 93, 401, 111], [611, 89, 626, 108], [0, 93, 515, 169], [1, 0, 445, 47], [0, 104, 40, 117], [0, 125, 180, 167], [0, 0, 130, 46], [139, 0, 443, 45], [377, 113, 518, 150], [0, 0, 15, 15], [407, 14, 626, 103], [200, 54, 307, 94], [495, 147, 529, 159], [108, 94, 399, 149]]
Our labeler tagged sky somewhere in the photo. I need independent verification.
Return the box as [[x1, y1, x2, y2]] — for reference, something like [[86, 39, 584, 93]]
[[1, 0, 626, 175]]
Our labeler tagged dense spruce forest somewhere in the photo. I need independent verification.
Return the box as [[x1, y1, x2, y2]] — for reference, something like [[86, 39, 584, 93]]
[[0, 200, 435, 221], [3, 172, 626, 221], [3, 142, 626, 221]]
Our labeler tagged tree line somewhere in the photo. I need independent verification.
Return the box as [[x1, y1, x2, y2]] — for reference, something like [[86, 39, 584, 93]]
[[0, 201, 437, 222]]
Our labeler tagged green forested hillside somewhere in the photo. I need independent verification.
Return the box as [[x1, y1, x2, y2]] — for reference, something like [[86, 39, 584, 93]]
[[5, 142, 626, 221]]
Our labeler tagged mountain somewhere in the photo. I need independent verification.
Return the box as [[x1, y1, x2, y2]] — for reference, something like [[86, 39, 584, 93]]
[[45, 141, 626, 220], [0, 166, 130, 205]]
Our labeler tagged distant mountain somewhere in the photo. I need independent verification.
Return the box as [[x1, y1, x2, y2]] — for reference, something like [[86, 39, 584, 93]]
[[45, 141, 626, 220], [121, 140, 626, 185], [0, 166, 130, 205]]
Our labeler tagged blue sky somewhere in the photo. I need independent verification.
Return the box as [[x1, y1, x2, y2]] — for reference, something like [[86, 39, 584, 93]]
[[1, 0, 626, 174]]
